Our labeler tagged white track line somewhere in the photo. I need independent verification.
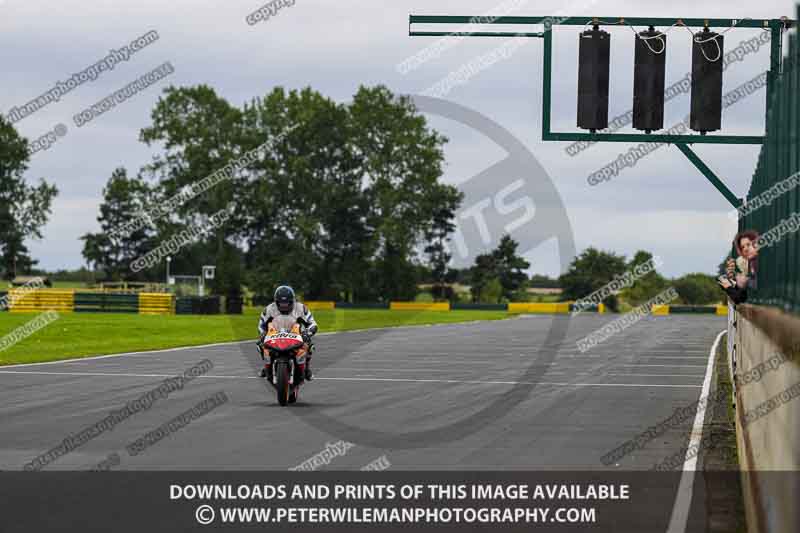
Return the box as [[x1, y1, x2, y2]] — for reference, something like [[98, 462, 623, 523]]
[[666, 329, 726, 533], [0, 340, 254, 368], [0, 370, 701, 388], [0, 319, 523, 369], [616, 364, 707, 368]]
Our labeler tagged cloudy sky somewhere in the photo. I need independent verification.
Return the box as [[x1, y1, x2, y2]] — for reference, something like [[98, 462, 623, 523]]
[[1, 0, 795, 278]]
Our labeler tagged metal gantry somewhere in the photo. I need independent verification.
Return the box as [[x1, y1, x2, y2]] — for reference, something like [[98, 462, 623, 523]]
[[409, 15, 795, 208]]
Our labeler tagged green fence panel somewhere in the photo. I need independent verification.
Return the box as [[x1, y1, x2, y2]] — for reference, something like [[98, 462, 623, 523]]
[[742, 10, 800, 314], [176, 297, 221, 315], [668, 305, 717, 314], [74, 292, 139, 313]]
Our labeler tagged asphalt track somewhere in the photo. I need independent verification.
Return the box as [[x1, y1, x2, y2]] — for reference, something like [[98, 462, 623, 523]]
[[0, 313, 725, 472]]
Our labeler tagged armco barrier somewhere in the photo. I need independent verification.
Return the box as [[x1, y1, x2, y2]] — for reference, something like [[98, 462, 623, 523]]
[[8, 289, 74, 313], [390, 302, 450, 311], [333, 302, 391, 309], [304, 301, 335, 311], [508, 302, 570, 314], [74, 292, 138, 313], [650, 304, 670, 316], [138, 293, 174, 315], [451, 303, 509, 311]]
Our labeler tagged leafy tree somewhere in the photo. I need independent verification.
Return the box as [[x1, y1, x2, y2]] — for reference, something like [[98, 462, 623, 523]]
[[0, 116, 58, 279], [425, 204, 460, 301], [480, 277, 504, 304], [349, 86, 462, 300], [81, 168, 154, 281], [140, 85, 244, 293], [239, 87, 372, 301], [492, 235, 530, 300], [674, 273, 722, 305], [622, 250, 668, 306], [469, 235, 530, 302], [528, 274, 560, 289], [559, 248, 628, 311], [83, 83, 464, 300], [470, 253, 497, 303]]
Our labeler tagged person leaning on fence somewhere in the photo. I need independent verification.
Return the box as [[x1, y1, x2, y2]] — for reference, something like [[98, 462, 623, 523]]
[[718, 230, 759, 304]]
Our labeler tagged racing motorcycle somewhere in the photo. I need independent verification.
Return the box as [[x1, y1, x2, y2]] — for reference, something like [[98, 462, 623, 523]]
[[260, 315, 310, 406]]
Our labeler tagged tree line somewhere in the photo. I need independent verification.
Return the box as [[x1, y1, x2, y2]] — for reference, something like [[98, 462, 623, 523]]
[[0, 83, 722, 306]]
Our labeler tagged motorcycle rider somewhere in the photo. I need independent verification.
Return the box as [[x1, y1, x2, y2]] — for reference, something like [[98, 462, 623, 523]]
[[257, 285, 318, 381]]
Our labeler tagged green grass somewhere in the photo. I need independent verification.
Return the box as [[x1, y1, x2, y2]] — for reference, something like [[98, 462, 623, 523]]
[[49, 281, 90, 289], [0, 308, 510, 366]]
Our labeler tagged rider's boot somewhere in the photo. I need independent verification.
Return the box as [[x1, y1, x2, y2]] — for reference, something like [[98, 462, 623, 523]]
[[260, 363, 272, 380], [304, 355, 313, 381]]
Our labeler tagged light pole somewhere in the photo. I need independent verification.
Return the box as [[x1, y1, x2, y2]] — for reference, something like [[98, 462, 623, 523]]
[[166, 256, 171, 290]]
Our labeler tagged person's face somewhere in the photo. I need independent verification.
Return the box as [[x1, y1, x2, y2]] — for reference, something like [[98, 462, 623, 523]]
[[739, 237, 758, 260]]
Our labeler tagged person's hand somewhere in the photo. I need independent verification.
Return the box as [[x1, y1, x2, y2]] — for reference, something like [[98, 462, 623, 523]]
[[726, 258, 736, 277], [718, 276, 733, 289]]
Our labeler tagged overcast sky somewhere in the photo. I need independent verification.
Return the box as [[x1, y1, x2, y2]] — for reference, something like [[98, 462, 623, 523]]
[[1, 0, 796, 278]]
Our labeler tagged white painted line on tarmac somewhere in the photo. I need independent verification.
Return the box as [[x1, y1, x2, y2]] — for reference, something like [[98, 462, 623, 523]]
[[0, 370, 253, 379], [666, 329, 726, 533], [0, 319, 522, 369], [616, 364, 707, 368], [313, 376, 701, 388], [0, 370, 702, 388]]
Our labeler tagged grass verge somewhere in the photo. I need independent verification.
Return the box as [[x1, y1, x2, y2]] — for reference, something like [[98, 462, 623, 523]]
[[702, 332, 746, 533], [0, 308, 510, 366]]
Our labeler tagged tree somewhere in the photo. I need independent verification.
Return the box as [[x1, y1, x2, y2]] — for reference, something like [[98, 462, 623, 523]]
[[492, 235, 530, 300], [480, 277, 504, 304], [425, 204, 460, 301], [529, 274, 559, 289], [469, 235, 530, 302], [349, 86, 462, 300], [239, 87, 373, 301], [102, 83, 464, 300], [140, 85, 245, 293], [0, 116, 58, 279], [81, 168, 155, 280], [622, 250, 668, 306], [559, 248, 628, 311], [674, 273, 722, 305]]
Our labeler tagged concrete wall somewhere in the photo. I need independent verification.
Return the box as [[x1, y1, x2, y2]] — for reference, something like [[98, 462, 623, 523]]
[[731, 304, 800, 533]]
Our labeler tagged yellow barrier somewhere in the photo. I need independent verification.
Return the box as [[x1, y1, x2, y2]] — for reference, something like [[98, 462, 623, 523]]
[[651, 304, 670, 316], [304, 301, 336, 311], [716, 305, 728, 316], [139, 293, 175, 315], [598, 303, 606, 314], [8, 288, 74, 313], [508, 302, 570, 314], [390, 302, 450, 311]]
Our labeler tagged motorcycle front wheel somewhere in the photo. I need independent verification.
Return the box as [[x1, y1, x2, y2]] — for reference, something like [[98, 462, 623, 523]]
[[275, 361, 290, 406]]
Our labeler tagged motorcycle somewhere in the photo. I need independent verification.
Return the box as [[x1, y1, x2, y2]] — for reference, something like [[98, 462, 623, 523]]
[[260, 315, 309, 406]]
